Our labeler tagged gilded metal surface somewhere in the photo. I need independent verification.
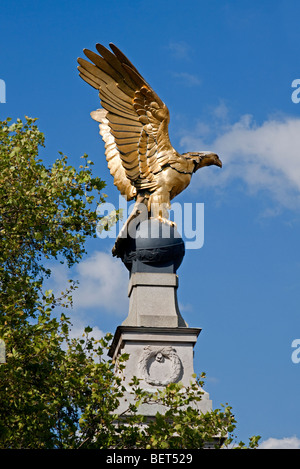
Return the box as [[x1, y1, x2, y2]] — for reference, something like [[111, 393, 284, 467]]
[[78, 43, 222, 254]]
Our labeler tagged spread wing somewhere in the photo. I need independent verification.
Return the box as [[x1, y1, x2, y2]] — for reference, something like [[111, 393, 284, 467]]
[[77, 43, 174, 200]]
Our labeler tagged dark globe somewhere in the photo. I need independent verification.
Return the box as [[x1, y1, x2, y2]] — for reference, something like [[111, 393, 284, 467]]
[[120, 218, 185, 273]]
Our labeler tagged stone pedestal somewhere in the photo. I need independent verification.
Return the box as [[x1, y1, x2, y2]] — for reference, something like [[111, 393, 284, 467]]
[[108, 325, 212, 416], [123, 272, 186, 328], [109, 218, 212, 417]]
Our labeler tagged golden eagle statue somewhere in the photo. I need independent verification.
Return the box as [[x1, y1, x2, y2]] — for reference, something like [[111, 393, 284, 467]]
[[77, 43, 222, 256]]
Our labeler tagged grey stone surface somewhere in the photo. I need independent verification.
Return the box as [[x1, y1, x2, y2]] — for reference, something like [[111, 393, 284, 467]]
[[122, 272, 187, 328], [109, 326, 212, 416]]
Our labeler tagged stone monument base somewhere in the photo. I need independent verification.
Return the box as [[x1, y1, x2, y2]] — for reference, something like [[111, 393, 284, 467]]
[[108, 219, 213, 423], [108, 325, 212, 417]]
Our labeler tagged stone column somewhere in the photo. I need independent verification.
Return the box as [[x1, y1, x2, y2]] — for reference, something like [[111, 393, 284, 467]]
[[108, 219, 212, 416], [123, 272, 186, 328]]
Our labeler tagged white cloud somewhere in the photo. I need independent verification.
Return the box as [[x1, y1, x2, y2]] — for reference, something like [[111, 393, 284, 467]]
[[49, 250, 129, 316], [72, 251, 128, 313], [173, 72, 202, 87], [178, 302, 194, 313], [212, 100, 229, 121], [67, 320, 105, 342], [180, 113, 300, 210], [167, 41, 191, 60], [259, 436, 300, 449]]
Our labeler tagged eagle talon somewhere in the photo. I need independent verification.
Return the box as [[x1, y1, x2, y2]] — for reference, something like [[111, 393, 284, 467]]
[[154, 216, 176, 228]]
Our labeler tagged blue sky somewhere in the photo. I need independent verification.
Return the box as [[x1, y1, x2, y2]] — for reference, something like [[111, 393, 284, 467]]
[[1, 0, 300, 448]]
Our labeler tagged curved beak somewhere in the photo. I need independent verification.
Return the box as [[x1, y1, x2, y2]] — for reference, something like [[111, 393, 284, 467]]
[[208, 152, 222, 168]]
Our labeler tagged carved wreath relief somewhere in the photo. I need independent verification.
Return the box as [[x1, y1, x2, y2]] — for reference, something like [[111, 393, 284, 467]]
[[138, 345, 182, 386]]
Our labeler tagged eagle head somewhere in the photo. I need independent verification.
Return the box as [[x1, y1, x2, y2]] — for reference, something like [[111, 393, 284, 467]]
[[184, 151, 222, 172]]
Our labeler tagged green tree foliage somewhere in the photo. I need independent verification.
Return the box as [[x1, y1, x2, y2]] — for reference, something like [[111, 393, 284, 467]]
[[0, 117, 260, 449], [0, 117, 107, 321]]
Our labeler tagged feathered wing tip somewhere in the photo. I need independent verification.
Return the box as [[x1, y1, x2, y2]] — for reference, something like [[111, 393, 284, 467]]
[[78, 43, 172, 198], [77, 43, 147, 100], [109, 43, 145, 80], [77, 43, 143, 200], [90, 109, 136, 200]]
